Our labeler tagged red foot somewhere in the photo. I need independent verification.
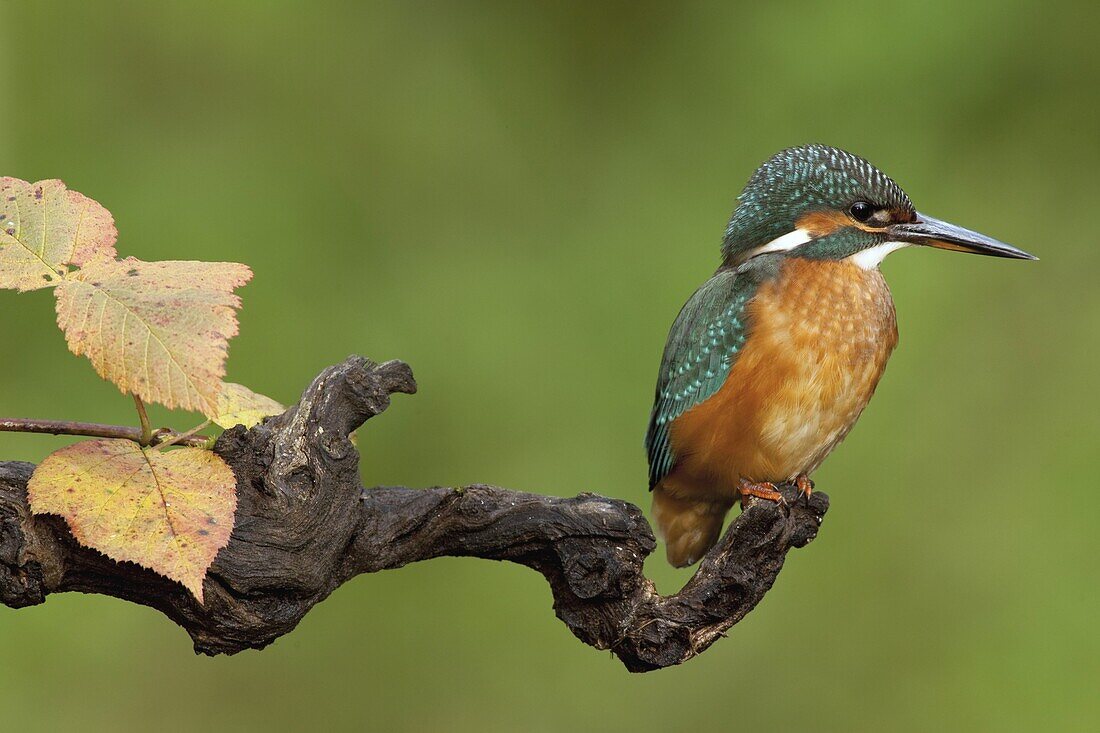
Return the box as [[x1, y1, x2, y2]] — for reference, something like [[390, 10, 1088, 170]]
[[796, 474, 814, 502], [737, 478, 786, 508]]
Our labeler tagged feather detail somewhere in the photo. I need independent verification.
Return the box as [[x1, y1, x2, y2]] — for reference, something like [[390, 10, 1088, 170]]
[[663, 257, 897, 500]]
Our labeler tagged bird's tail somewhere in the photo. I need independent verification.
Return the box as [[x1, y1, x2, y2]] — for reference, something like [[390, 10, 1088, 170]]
[[651, 487, 731, 568]]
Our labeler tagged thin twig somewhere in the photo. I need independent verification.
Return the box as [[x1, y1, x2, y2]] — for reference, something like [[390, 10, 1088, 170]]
[[154, 420, 212, 451], [133, 395, 154, 445], [0, 418, 211, 448]]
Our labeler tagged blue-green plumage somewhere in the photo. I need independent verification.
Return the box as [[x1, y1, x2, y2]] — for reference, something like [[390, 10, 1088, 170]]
[[645, 255, 780, 489], [721, 145, 912, 263]]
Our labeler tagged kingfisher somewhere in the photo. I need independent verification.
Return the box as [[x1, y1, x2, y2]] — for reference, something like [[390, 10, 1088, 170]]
[[646, 144, 1035, 567]]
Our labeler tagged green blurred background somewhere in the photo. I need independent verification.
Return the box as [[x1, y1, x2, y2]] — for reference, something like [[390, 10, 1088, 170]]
[[1, 2, 1097, 731]]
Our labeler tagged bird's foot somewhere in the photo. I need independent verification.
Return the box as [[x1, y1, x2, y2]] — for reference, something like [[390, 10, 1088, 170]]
[[796, 474, 814, 504], [737, 478, 786, 508]]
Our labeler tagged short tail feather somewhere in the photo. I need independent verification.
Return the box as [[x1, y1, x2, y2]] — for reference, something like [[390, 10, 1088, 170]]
[[651, 487, 731, 568]]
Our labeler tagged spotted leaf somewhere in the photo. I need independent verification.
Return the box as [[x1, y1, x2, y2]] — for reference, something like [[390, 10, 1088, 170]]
[[54, 257, 252, 417], [27, 439, 236, 602], [0, 177, 117, 291]]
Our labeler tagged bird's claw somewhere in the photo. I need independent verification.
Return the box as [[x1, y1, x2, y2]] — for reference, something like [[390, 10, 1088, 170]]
[[737, 478, 786, 508], [796, 474, 814, 505]]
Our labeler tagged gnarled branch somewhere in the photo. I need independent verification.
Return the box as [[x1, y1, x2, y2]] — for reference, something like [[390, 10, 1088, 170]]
[[0, 356, 828, 672]]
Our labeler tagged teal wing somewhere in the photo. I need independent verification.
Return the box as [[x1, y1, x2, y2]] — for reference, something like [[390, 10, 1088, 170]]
[[645, 268, 757, 489]]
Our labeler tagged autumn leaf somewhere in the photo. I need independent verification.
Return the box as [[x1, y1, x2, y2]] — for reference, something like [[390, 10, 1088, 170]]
[[0, 177, 117, 292], [54, 257, 252, 417], [213, 382, 284, 429], [27, 439, 236, 602]]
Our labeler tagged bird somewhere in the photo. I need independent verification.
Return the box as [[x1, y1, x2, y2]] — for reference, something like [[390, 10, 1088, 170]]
[[645, 144, 1035, 567]]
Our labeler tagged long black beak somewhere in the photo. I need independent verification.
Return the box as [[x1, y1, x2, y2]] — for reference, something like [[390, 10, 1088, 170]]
[[889, 212, 1037, 260]]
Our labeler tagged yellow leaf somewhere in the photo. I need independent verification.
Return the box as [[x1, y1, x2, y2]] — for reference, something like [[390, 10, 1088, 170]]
[[54, 256, 252, 417], [213, 382, 284, 429], [0, 177, 117, 291], [27, 439, 236, 602]]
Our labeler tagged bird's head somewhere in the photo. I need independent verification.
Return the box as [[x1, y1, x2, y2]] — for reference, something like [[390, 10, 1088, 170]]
[[722, 144, 1036, 267]]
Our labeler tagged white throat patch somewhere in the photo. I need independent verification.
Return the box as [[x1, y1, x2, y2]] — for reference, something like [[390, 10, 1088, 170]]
[[847, 241, 909, 270]]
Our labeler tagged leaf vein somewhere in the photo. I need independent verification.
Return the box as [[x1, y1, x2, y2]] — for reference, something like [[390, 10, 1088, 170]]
[[8, 186, 61, 280], [72, 199, 88, 262], [86, 278, 213, 414], [139, 448, 180, 539]]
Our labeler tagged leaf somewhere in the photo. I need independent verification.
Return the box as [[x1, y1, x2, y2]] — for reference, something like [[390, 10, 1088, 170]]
[[54, 256, 252, 417], [213, 382, 284, 429], [27, 439, 236, 602], [0, 177, 117, 291]]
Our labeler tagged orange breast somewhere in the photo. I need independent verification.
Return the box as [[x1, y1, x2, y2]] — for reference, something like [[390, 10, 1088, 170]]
[[665, 257, 898, 499]]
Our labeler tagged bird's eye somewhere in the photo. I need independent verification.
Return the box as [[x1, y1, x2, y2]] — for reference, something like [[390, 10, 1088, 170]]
[[849, 201, 874, 223]]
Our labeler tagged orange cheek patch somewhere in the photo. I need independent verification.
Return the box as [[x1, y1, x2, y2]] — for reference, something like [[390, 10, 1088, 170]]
[[795, 210, 850, 237]]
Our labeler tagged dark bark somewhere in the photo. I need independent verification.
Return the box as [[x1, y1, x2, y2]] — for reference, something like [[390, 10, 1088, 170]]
[[0, 356, 828, 672]]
